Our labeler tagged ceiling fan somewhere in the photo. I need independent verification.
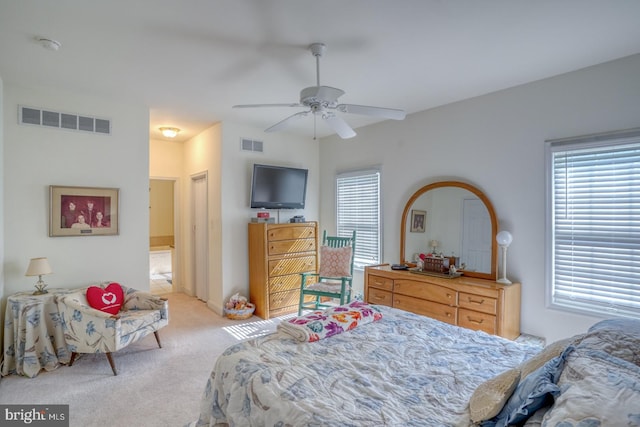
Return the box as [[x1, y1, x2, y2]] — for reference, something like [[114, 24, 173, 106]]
[[233, 42, 406, 139]]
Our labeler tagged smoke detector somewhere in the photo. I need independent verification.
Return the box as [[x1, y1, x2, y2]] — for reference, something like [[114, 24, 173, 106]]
[[38, 37, 62, 51]]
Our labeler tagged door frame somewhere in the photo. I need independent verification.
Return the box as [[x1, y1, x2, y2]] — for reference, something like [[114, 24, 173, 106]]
[[191, 171, 209, 300], [149, 176, 180, 292]]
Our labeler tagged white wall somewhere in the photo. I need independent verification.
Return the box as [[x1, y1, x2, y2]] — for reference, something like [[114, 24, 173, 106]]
[[220, 122, 320, 312], [3, 84, 150, 295], [150, 137, 184, 291], [0, 76, 5, 347], [319, 54, 640, 343], [149, 123, 319, 315], [180, 124, 223, 309]]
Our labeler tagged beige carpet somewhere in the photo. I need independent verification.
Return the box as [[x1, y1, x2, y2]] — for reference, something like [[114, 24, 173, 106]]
[[0, 293, 283, 427]]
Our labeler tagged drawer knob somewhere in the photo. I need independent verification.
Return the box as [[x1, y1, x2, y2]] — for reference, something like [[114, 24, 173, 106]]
[[468, 298, 484, 304], [467, 317, 484, 325]]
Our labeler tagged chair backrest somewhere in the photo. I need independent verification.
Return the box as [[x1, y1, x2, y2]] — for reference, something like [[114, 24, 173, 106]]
[[322, 230, 356, 276]]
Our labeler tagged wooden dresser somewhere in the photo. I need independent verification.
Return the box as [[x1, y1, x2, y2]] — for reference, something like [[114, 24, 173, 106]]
[[365, 264, 521, 339], [248, 222, 318, 319]]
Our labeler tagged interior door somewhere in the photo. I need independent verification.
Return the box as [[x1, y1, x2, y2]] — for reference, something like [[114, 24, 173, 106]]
[[192, 173, 208, 301], [461, 198, 491, 272]]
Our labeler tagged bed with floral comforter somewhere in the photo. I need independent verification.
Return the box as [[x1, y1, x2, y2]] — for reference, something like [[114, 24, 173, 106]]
[[192, 305, 541, 427]]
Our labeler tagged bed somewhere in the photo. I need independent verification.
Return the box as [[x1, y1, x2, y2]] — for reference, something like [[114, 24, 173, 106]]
[[191, 302, 640, 427]]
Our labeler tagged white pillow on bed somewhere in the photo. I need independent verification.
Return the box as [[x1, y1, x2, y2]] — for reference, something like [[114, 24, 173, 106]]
[[519, 334, 583, 378], [541, 348, 640, 425], [469, 334, 583, 423], [469, 368, 521, 422]]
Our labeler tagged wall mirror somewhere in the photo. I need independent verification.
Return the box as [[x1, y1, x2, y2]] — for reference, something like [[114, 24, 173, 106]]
[[400, 181, 498, 280]]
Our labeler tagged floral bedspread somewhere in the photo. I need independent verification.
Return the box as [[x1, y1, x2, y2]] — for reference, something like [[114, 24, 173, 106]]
[[193, 306, 540, 427]]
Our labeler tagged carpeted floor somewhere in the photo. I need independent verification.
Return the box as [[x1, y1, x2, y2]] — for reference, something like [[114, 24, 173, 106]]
[[0, 293, 282, 427]]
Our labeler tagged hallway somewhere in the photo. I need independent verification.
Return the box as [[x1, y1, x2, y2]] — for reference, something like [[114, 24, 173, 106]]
[[150, 246, 173, 295]]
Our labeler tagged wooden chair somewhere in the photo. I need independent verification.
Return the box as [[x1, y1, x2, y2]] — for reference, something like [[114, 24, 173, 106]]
[[299, 230, 356, 315]]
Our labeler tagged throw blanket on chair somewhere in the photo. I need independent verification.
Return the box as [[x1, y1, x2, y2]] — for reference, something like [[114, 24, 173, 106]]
[[277, 300, 383, 342]]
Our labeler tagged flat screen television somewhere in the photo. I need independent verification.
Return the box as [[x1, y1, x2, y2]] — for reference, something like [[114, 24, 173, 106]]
[[250, 163, 308, 209]]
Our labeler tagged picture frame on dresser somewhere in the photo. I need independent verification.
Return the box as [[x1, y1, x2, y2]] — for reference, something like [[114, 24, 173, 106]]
[[49, 185, 119, 237], [410, 209, 426, 232]]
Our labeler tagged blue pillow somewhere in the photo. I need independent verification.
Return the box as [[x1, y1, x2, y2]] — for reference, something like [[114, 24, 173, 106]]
[[481, 346, 574, 427]]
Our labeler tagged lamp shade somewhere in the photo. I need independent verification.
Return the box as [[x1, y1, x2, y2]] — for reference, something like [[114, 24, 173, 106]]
[[25, 257, 52, 276], [429, 240, 440, 248], [496, 231, 513, 247]]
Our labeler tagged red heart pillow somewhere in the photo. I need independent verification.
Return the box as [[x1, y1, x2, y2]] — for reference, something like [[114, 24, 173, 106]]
[[86, 282, 124, 315]]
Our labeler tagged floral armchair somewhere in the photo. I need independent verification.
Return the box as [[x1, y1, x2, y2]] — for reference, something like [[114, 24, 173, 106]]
[[56, 283, 169, 375]]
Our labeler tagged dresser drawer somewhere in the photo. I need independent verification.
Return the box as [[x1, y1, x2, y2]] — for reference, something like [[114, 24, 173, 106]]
[[269, 289, 302, 310], [269, 304, 299, 318], [269, 273, 304, 293], [459, 308, 497, 335], [367, 275, 393, 292], [268, 226, 316, 241], [269, 238, 316, 256], [394, 295, 457, 325], [367, 288, 393, 306], [394, 280, 457, 306], [458, 292, 497, 315], [268, 256, 316, 277]]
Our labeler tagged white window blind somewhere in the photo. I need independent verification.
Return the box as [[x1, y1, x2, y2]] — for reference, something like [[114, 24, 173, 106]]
[[336, 169, 381, 269], [547, 130, 640, 320]]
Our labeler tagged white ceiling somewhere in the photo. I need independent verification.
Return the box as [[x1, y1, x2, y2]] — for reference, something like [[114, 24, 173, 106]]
[[1, 1, 640, 142]]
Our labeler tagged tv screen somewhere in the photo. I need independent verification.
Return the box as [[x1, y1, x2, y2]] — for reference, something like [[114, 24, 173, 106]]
[[250, 164, 308, 209]]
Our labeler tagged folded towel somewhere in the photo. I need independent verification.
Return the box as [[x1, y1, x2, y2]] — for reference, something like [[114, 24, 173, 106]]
[[277, 300, 383, 342]]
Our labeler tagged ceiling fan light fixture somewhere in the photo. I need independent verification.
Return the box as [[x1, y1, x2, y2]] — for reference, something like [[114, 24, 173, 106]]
[[159, 127, 180, 138]]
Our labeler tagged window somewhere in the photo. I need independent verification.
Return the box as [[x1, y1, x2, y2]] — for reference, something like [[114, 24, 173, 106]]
[[546, 129, 640, 320], [336, 168, 381, 269]]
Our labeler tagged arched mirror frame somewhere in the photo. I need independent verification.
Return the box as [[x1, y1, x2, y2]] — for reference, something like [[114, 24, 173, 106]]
[[400, 180, 498, 281]]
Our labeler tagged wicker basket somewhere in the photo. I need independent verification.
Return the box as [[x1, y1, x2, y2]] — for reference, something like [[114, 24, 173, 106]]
[[224, 303, 255, 320]]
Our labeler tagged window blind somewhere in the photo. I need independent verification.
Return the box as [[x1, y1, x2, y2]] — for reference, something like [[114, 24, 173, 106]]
[[548, 133, 640, 319], [336, 169, 381, 269]]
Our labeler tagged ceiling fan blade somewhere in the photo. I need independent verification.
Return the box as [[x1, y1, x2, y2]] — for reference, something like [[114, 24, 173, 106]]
[[336, 104, 406, 120], [265, 111, 310, 133], [233, 103, 301, 108], [322, 113, 356, 139]]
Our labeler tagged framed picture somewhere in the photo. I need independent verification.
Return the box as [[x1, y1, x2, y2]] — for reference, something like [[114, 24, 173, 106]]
[[49, 185, 119, 237], [410, 209, 426, 233]]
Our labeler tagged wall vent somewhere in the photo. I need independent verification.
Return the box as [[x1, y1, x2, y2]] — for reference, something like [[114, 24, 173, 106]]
[[19, 105, 111, 135], [240, 137, 263, 153]]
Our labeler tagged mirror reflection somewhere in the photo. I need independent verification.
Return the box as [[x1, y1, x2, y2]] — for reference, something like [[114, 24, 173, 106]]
[[401, 181, 497, 280]]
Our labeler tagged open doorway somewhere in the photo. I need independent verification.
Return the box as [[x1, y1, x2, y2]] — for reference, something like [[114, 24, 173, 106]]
[[149, 178, 176, 295]]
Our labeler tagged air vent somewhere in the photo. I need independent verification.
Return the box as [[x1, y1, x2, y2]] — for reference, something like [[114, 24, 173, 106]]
[[240, 137, 263, 153], [18, 105, 111, 135]]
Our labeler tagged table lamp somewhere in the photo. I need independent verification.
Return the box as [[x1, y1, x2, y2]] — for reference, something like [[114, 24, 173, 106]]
[[429, 240, 440, 254], [496, 231, 513, 284], [25, 257, 53, 295]]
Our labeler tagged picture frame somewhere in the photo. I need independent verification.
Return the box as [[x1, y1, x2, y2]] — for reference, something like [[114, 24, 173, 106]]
[[410, 209, 426, 233], [49, 185, 119, 237]]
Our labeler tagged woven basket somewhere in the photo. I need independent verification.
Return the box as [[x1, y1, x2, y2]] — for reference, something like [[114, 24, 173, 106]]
[[224, 303, 255, 320]]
